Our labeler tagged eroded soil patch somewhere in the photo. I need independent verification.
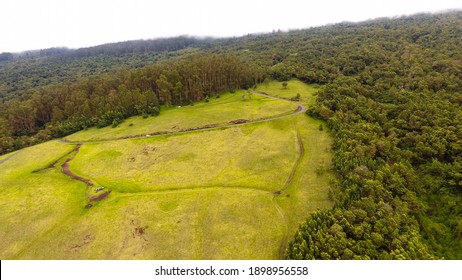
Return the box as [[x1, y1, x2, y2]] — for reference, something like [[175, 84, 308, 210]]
[[89, 191, 111, 202], [69, 234, 94, 252], [58, 144, 111, 205], [61, 158, 94, 187]]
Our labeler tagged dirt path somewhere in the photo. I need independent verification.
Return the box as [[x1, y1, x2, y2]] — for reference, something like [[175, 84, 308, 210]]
[[59, 144, 111, 205], [282, 125, 305, 191], [56, 91, 307, 145], [62, 161, 94, 187], [60, 144, 93, 187], [0, 152, 18, 165], [273, 122, 305, 258]]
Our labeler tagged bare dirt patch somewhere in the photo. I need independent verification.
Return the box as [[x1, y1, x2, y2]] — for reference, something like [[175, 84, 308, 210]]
[[142, 145, 157, 155], [69, 234, 93, 252], [229, 119, 249, 125], [131, 220, 149, 241], [89, 191, 111, 202], [61, 159, 94, 187]]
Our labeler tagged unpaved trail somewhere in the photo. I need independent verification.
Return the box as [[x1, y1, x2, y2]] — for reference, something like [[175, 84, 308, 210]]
[[279, 123, 305, 192], [59, 145, 94, 186], [62, 159, 94, 187], [0, 152, 18, 165], [56, 91, 307, 145], [59, 144, 110, 202], [273, 122, 305, 258]]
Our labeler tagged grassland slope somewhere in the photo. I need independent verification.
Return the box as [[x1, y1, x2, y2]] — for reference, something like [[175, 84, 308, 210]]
[[0, 80, 333, 259]]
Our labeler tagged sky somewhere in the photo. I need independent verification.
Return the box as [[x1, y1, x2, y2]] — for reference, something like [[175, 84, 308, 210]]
[[1, 0, 461, 52]]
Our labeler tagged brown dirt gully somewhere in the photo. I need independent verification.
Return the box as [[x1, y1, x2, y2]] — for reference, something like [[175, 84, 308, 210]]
[[61, 145, 94, 187]]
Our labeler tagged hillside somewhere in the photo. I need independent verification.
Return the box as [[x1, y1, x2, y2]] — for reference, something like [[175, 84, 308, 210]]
[[1, 11, 462, 259], [0, 81, 333, 259], [0, 36, 215, 99]]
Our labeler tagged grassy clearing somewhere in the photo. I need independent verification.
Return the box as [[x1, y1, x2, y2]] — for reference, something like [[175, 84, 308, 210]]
[[256, 79, 321, 105], [0, 152, 15, 163], [70, 118, 297, 193], [275, 114, 334, 241], [0, 170, 87, 259], [255, 79, 333, 251], [16, 189, 284, 259], [0, 79, 334, 259], [65, 90, 298, 142]]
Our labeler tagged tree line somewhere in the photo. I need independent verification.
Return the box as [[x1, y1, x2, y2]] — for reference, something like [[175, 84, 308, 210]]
[[0, 36, 221, 99], [0, 53, 260, 153]]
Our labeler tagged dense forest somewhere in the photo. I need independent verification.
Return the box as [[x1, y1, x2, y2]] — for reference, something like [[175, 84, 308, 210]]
[[0, 36, 220, 99], [1, 11, 461, 259], [283, 12, 462, 259]]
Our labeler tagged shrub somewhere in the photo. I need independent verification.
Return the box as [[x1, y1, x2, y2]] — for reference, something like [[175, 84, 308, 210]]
[[97, 110, 125, 128], [290, 93, 301, 101]]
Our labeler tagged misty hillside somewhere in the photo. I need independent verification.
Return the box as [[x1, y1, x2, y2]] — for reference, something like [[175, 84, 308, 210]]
[[0, 36, 220, 98], [1, 11, 462, 259]]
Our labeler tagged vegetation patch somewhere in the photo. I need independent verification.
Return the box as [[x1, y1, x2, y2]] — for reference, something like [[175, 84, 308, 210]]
[[13, 189, 285, 259], [0, 141, 88, 259]]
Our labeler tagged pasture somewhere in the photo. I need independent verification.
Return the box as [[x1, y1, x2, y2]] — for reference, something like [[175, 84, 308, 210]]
[[0, 80, 333, 259], [65, 90, 298, 142]]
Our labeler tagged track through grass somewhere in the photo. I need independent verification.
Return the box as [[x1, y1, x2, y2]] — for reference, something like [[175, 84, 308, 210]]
[[64, 90, 298, 143]]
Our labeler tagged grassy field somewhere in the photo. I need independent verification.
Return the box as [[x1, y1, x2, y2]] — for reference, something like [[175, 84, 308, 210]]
[[16, 189, 284, 259], [0, 141, 87, 259], [256, 79, 321, 105], [0, 79, 333, 259], [70, 119, 297, 193], [65, 90, 298, 142], [275, 114, 334, 239]]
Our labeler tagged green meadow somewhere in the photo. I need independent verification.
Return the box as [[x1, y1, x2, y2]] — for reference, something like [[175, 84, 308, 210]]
[[0, 80, 333, 259], [65, 90, 298, 142], [70, 119, 297, 193]]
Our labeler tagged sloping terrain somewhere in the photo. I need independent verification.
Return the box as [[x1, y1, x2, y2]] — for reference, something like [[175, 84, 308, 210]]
[[0, 81, 333, 259]]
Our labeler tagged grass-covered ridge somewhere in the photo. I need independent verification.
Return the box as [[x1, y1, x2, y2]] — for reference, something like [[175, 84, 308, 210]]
[[65, 90, 298, 142], [0, 80, 333, 259]]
